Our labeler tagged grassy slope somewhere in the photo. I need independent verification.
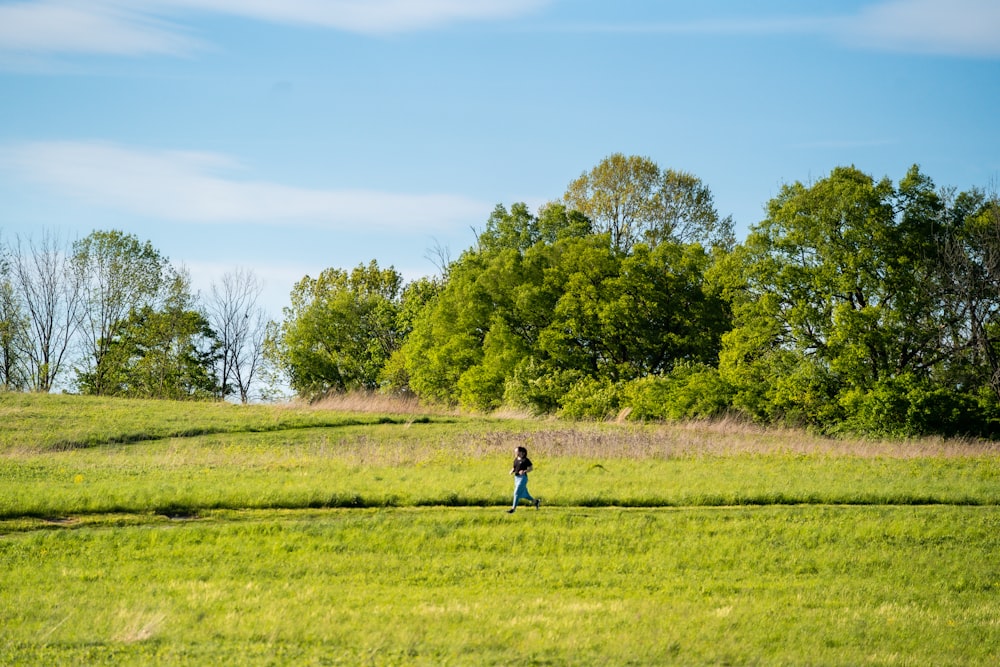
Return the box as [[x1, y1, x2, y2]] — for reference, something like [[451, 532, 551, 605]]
[[3, 393, 1000, 665]]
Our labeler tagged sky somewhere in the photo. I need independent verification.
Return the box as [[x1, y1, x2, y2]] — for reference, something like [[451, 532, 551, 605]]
[[0, 0, 998, 317]]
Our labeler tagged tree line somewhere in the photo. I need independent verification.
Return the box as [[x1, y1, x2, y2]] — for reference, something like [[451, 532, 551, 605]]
[[0, 229, 270, 402], [269, 154, 1000, 439], [5, 154, 1000, 438]]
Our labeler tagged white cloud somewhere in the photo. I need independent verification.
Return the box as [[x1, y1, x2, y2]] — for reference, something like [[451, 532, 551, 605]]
[[2, 0, 994, 60], [0, 140, 490, 230], [840, 0, 1000, 57], [0, 0, 549, 56], [555, 0, 1000, 59], [161, 0, 550, 34], [0, 1, 198, 56]]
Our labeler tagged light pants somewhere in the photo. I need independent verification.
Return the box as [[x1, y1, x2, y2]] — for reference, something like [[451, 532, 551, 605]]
[[512, 474, 535, 508]]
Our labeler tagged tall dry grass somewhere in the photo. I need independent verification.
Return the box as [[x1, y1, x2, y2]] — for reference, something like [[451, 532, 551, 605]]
[[474, 415, 1000, 460], [287, 391, 458, 417], [281, 392, 1000, 460]]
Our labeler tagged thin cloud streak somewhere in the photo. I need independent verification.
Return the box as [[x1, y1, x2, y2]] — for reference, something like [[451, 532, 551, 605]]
[[0, 1, 199, 56], [0, 141, 491, 231], [1, 1, 995, 59], [550, 0, 1000, 58], [162, 0, 551, 34], [845, 0, 1000, 57], [790, 139, 896, 151], [0, 0, 550, 57]]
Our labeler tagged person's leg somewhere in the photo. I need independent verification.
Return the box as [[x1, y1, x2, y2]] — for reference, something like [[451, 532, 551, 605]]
[[523, 480, 539, 509], [510, 475, 531, 511]]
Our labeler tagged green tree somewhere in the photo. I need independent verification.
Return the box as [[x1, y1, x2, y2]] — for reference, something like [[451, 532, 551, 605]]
[[0, 238, 29, 390], [271, 261, 404, 398], [937, 189, 1000, 405], [714, 165, 968, 433], [564, 153, 734, 253], [391, 203, 592, 409], [73, 230, 168, 395], [78, 270, 220, 400], [395, 201, 729, 414]]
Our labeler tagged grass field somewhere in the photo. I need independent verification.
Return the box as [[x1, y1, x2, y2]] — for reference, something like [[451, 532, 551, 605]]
[[3, 393, 1000, 665]]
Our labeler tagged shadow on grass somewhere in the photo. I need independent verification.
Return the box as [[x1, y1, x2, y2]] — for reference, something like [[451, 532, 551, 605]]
[[44, 415, 442, 451], [2, 493, 993, 526]]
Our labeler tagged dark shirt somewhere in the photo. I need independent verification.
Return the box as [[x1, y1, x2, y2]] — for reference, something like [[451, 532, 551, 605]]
[[512, 456, 533, 476]]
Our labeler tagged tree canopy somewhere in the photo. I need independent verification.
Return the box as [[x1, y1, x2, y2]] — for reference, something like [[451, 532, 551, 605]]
[[5, 155, 1000, 438]]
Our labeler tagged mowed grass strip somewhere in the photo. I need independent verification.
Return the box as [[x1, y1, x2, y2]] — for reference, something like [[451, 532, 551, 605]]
[[0, 393, 447, 453], [3, 422, 1000, 519], [2, 506, 999, 665]]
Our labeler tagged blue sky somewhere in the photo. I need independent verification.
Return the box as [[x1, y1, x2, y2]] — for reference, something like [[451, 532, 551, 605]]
[[1, 0, 998, 316]]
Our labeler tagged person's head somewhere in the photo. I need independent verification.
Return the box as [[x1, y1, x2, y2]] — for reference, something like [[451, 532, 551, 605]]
[[514, 446, 528, 458]]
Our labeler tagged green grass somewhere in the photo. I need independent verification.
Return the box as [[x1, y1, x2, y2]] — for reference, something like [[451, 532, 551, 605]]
[[3, 393, 1000, 665], [4, 507, 1000, 665]]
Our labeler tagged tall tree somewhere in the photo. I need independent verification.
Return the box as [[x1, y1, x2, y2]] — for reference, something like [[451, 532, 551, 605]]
[[72, 230, 167, 395], [77, 269, 220, 399], [270, 261, 404, 398], [394, 202, 727, 413], [937, 188, 1000, 402], [714, 165, 967, 433], [206, 268, 268, 403], [0, 237, 29, 390], [564, 153, 733, 253]]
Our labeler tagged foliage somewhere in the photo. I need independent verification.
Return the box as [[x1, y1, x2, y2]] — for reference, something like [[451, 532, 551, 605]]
[[6, 156, 1000, 442], [393, 202, 728, 414], [564, 152, 734, 252], [269, 261, 405, 399], [714, 165, 1000, 437], [75, 271, 220, 400], [622, 363, 735, 421], [72, 230, 169, 395]]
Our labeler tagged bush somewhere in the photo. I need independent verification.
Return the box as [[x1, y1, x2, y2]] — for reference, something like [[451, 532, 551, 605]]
[[837, 375, 991, 438], [557, 376, 621, 420], [622, 364, 734, 421]]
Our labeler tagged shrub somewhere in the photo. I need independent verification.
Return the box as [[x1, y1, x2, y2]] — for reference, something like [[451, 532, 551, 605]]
[[837, 374, 992, 438], [557, 376, 621, 420], [622, 364, 734, 421]]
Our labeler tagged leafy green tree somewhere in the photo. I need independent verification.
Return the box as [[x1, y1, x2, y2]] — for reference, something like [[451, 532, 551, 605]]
[[714, 165, 969, 433], [391, 203, 592, 409], [0, 238, 29, 390], [378, 275, 443, 393], [271, 261, 404, 398], [936, 189, 1000, 404], [395, 201, 729, 414], [73, 230, 168, 395], [564, 153, 734, 253], [621, 363, 734, 421], [77, 270, 220, 400]]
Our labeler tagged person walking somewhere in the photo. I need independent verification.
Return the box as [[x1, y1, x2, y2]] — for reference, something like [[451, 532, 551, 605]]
[[507, 446, 540, 513]]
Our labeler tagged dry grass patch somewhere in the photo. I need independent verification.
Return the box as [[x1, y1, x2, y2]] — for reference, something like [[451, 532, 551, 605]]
[[476, 416, 1000, 460]]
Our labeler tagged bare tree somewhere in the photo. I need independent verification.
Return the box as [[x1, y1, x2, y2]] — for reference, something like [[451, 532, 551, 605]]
[[11, 231, 81, 392], [206, 267, 268, 403]]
